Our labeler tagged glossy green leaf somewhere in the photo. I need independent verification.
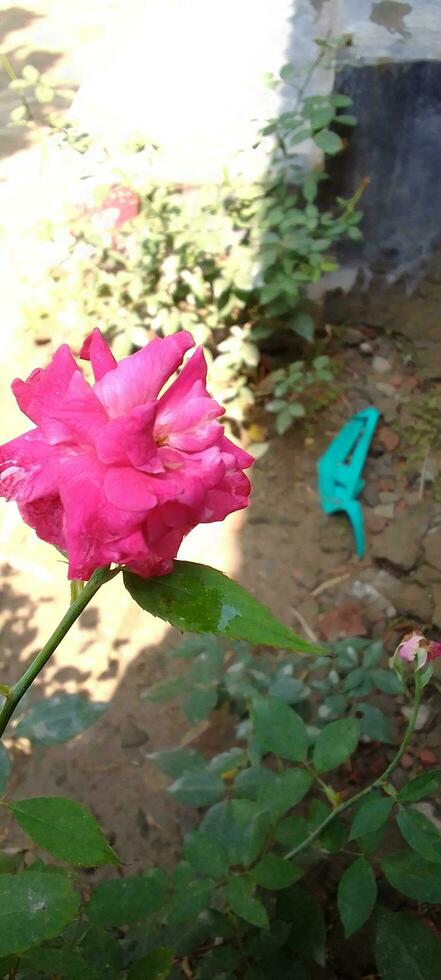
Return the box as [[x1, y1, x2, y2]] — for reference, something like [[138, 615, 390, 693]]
[[10, 797, 118, 867], [337, 858, 377, 937], [397, 808, 441, 864], [86, 870, 166, 926], [124, 563, 321, 655], [0, 872, 79, 956], [0, 744, 11, 794], [128, 948, 173, 980], [168, 770, 224, 806], [314, 129, 343, 155], [184, 831, 229, 879], [252, 697, 308, 762], [313, 718, 359, 773], [252, 854, 302, 890], [398, 769, 441, 803], [375, 909, 441, 980], [226, 876, 269, 928], [350, 794, 394, 839], [382, 851, 441, 902], [13, 694, 107, 745]]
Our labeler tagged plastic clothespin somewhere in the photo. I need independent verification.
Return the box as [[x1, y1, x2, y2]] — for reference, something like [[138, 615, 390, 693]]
[[317, 407, 381, 558]]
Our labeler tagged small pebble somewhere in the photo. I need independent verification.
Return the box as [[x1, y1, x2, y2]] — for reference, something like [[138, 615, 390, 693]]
[[374, 503, 395, 519], [373, 355, 392, 374], [360, 341, 373, 356], [375, 382, 397, 397]]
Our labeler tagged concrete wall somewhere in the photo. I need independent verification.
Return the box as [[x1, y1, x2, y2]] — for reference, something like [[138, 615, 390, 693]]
[[73, 0, 441, 271]]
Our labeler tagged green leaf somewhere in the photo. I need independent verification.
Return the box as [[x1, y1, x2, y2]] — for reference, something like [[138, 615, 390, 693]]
[[274, 814, 308, 847], [397, 807, 441, 864], [86, 870, 166, 925], [182, 687, 218, 723], [128, 948, 173, 980], [357, 703, 393, 744], [398, 769, 441, 803], [208, 748, 246, 776], [331, 94, 353, 108], [144, 675, 188, 703], [194, 945, 240, 979], [252, 697, 308, 762], [337, 114, 357, 126], [13, 694, 107, 745], [201, 800, 269, 866], [148, 747, 205, 778], [375, 909, 441, 980], [226, 876, 269, 928], [275, 409, 294, 436], [280, 64, 297, 83], [292, 312, 314, 341], [10, 797, 118, 867], [252, 854, 301, 890], [124, 563, 321, 656], [234, 767, 275, 799], [169, 878, 214, 924], [313, 129, 343, 155], [78, 926, 123, 979], [0, 744, 11, 794], [277, 883, 325, 966], [371, 669, 404, 694], [0, 872, 79, 956], [350, 794, 394, 839], [22, 945, 92, 978], [169, 770, 224, 806], [309, 106, 335, 130], [188, 647, 225, 683], [256, 768, 313, 817], [313, 718, 359, 773], [337, 858, 377, 937], [382, 851, 441, 902], [184, 831, 229, 879], [362, 641, 383, 668]]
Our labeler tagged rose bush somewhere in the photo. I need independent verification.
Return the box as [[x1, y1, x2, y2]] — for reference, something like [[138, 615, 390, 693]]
[[0, 329, 252, 580]]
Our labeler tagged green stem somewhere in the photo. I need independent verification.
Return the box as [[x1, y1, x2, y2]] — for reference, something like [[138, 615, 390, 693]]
[[0, 566, 120, 739], [284, 677, 422, 861]]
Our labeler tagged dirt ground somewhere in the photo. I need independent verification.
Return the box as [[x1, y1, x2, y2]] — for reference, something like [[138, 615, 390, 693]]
[[1, 2, 441, 879]]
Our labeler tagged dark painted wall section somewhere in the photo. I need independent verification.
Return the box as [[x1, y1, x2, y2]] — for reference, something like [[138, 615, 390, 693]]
[[327, 61, 441, 272]]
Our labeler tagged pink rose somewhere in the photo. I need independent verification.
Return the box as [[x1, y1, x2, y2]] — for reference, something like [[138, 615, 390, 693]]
[[394, 630, 441, 669], [0, 330, 253, 580]]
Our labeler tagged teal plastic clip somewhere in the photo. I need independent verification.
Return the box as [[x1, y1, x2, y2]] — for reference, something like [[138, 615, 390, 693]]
[[317, 407, 381, 558]]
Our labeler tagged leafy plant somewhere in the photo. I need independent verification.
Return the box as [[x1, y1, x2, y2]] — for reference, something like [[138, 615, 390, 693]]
[[0, 612, 439, 979], [264, 354, 337, 434], [4, 44, 362, 442]]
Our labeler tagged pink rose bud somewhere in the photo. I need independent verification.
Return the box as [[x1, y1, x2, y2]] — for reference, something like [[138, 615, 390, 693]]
[[0, 330, 253, 580], [394, 630, 441, 670]]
